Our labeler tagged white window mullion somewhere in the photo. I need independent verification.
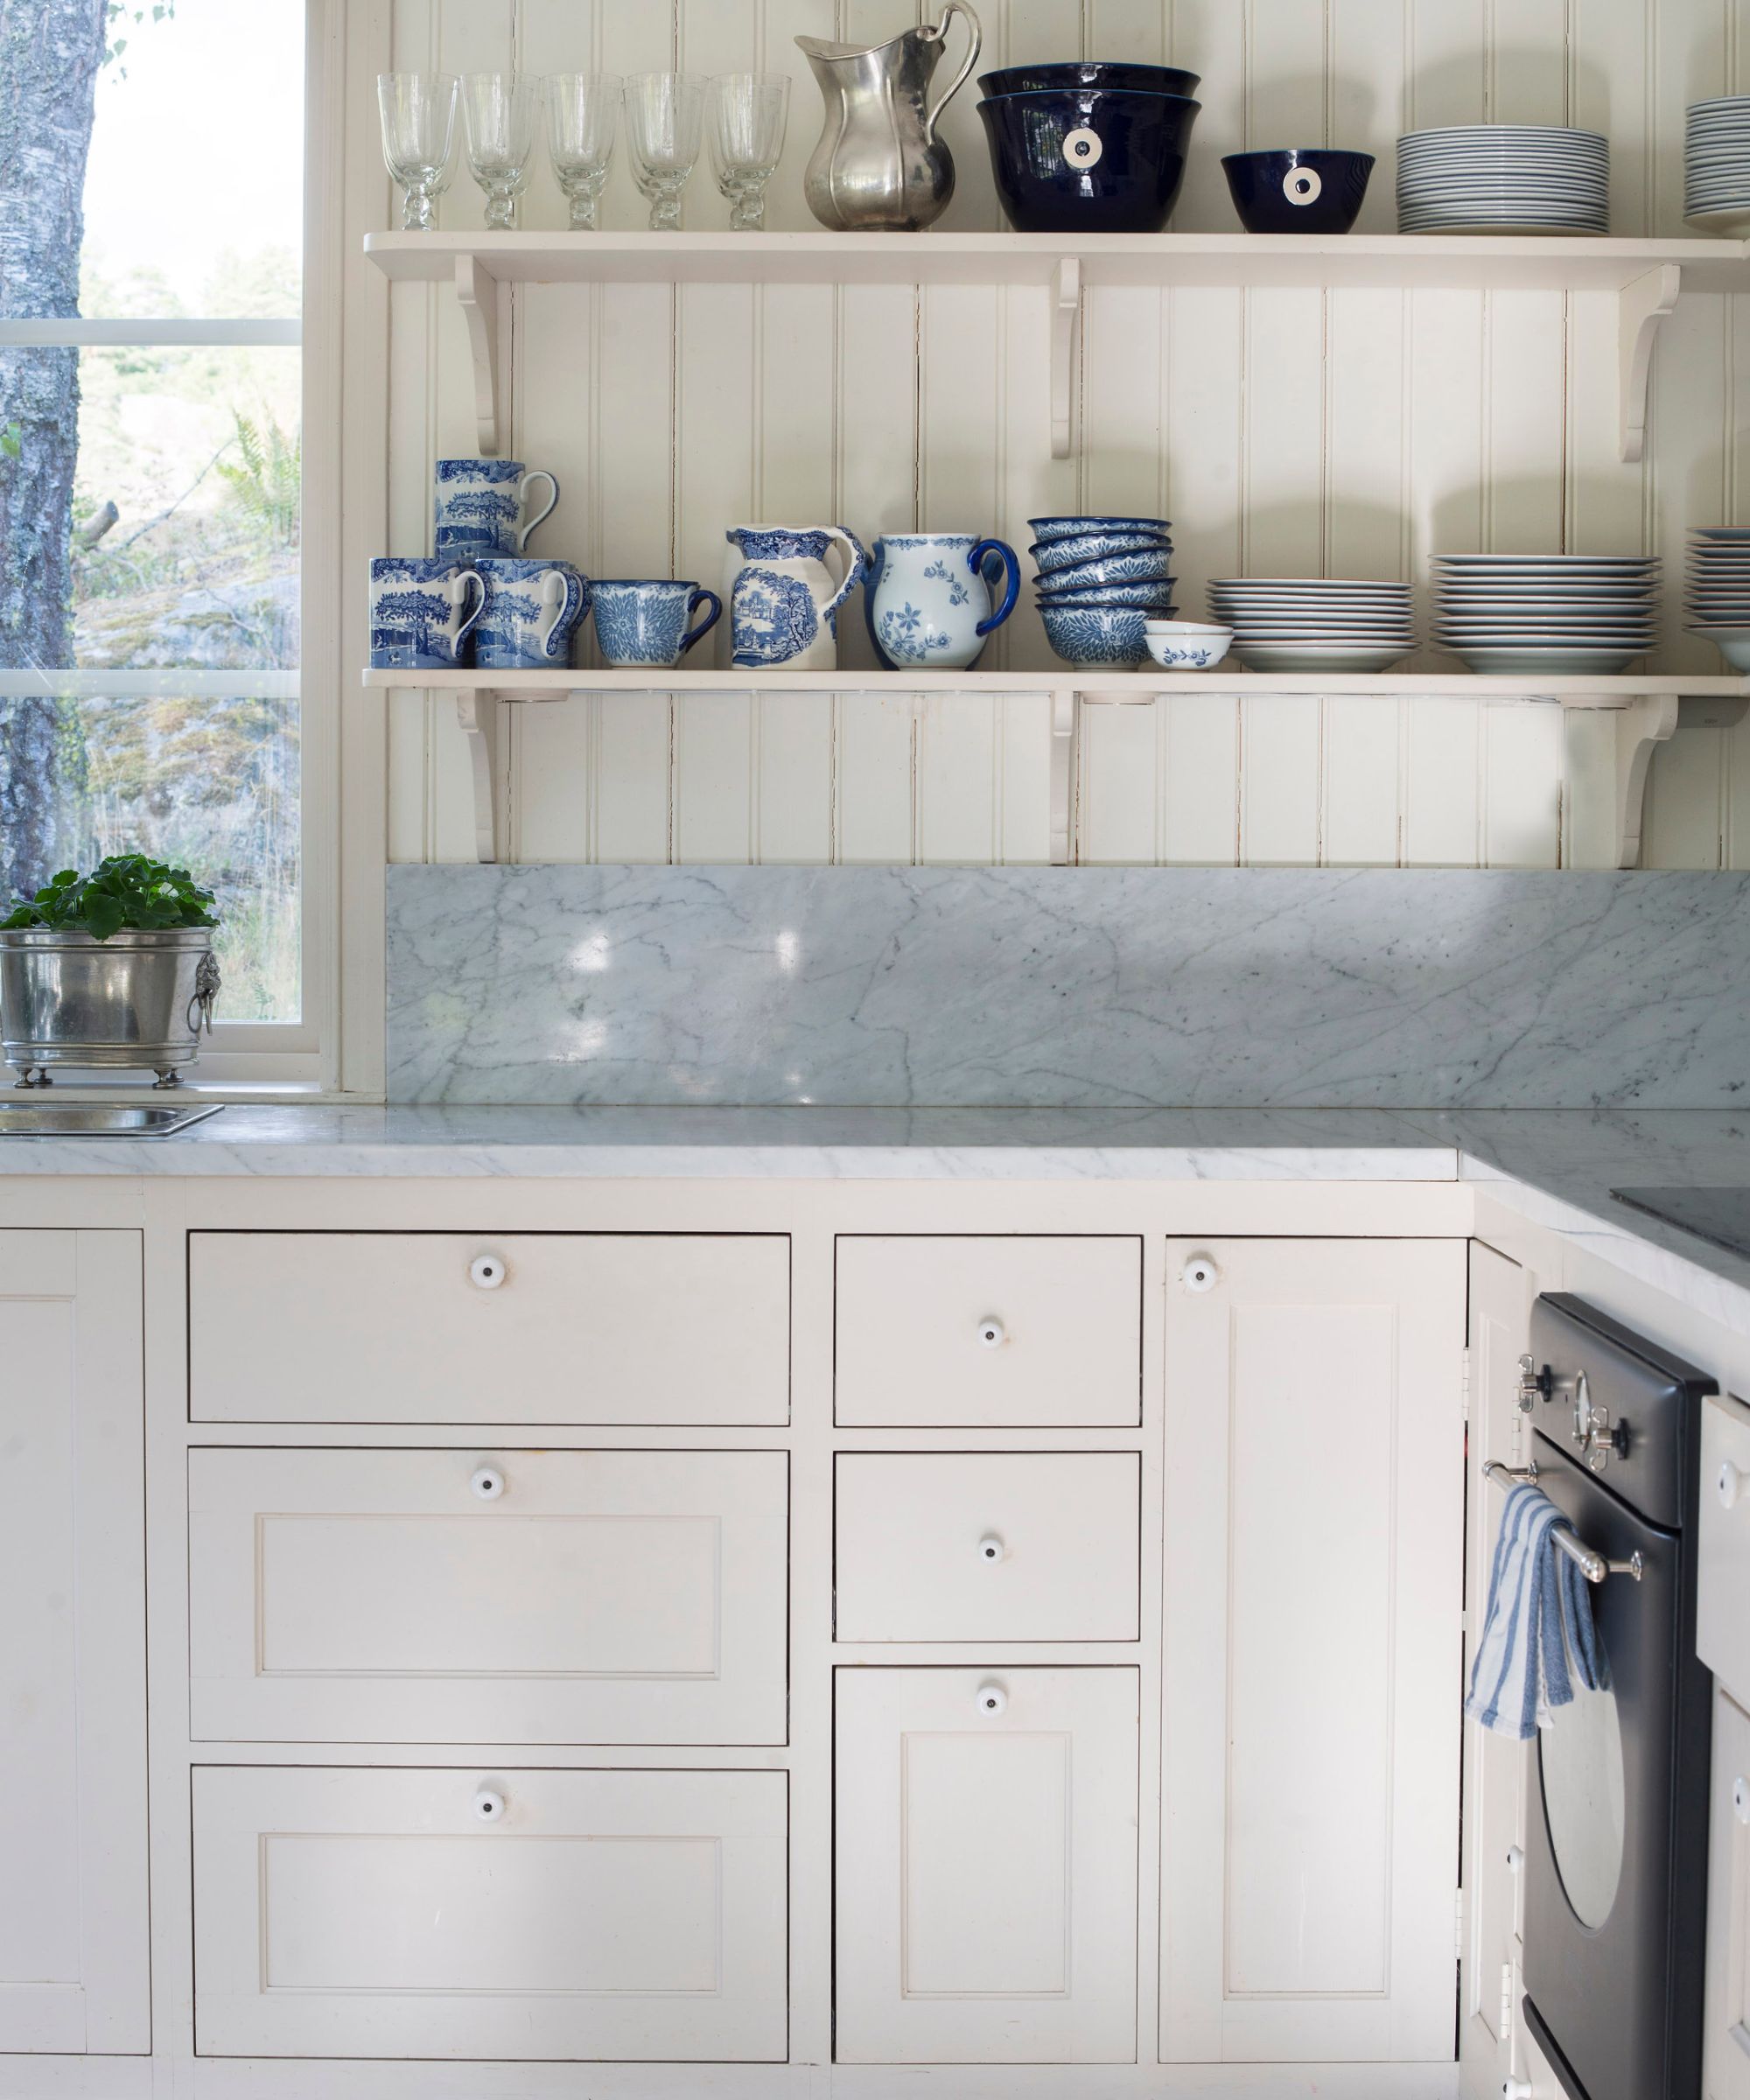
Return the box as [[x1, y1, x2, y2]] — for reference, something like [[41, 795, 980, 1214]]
[[0, 319, 300, 348]]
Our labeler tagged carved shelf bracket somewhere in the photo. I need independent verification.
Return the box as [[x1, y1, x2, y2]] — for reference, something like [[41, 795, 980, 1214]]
[[1050, 258, 1081, 459], [1618, 264, 1679, 464], [456, 254, 502, 457]]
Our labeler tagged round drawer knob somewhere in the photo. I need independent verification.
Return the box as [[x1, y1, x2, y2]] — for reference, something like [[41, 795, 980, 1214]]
[[471, 1465, 506, 1502], [1181, 1254, 1220, 1292], [472, 1788, 506, 1823], [976, 1317, 1006, 1348], [1506, 1844, 1524, 1873], [1720, 1459, 1747, 1509], [977, 1534, 1004, 1564], [470, 1253, 507, 1291], [1503, 2081, 1532, 2100], [1735, 1777, 1750, 1826], [976, 1681, 1007, 1717]]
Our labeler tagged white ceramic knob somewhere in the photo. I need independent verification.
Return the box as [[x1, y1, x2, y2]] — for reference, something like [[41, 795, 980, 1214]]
[[471, 1465, 505, 1501], [1735, 1777, 1750, 1826], [1720, 1459, 1746, 1510], [472, 1787, 506, 1823], [1181, 1254, 1220, 1292], [976, 1317, 1006, 1348], [976, 1681, 1007, 1716], [469, 1253, 507, 1291], [1503, 2081, 1532, 2099], [977, 1534, 1004, 1564], [1506, 1844, 1524, 1873]]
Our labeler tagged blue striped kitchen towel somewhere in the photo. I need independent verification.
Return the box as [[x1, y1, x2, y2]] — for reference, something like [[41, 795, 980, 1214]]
[[1466, 1480, 1609, 1740]]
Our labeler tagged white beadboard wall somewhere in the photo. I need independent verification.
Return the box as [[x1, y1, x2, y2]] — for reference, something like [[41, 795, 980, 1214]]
[[382, 0, 1750, 870]]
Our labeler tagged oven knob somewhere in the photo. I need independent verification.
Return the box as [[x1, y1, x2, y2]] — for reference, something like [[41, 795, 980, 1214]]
[[1720, 1460, 1748, 1510], [1734, 1777, 1750, 1826]]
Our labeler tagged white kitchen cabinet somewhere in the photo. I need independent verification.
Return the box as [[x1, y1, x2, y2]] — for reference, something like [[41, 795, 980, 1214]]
[[834, 1235, 1143, 1425], [834, 1451, 1140, 1642], [188, 1230, 790, 1424], [0, 1231, 149, 2055], [192, 1765, 788, 2061], [1706, 1687, 1750, 2100], [1700, 1392, 1750, 1706], [834, 1666, 1139, 2064], [1159, 1236, 1466, 2064], [189, 1446, 788, 1743]]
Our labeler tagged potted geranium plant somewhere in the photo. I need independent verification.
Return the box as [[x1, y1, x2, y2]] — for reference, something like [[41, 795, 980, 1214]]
[[0, 854, 221, 1088]]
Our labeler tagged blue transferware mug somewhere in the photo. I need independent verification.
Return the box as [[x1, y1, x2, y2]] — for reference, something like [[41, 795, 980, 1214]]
[[368, 556, 486, 670], [864, 531, 1020, 670], [434, 458, 561, 559], [472, 558, 590, 669], [590, 579, 722, 669]]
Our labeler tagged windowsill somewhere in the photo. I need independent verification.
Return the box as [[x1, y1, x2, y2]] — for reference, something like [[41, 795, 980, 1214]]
[[10, 1074, 382, 1105]]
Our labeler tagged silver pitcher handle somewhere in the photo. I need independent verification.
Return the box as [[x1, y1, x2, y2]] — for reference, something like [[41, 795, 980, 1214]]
[[188, 951, 221, 1034], [922, 0, 981, 145]]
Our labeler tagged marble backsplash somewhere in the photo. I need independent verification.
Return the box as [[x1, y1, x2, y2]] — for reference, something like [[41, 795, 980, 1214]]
[[386, 865, 1750, 1109]]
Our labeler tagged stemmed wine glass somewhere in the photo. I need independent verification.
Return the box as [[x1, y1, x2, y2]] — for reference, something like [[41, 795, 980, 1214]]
[[708, 74, 790, 231], [625, 72, 708, 232], [377, 73, 459, 232], [547, 74, 622, 231], [461, 73, 542, 230]]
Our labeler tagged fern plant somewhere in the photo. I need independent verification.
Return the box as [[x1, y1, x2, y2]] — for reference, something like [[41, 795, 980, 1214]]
[[216, 410, 301, 550]]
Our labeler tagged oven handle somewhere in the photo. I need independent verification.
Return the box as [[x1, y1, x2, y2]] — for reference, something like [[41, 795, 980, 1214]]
[[1481, 1460, 1645, 1584]]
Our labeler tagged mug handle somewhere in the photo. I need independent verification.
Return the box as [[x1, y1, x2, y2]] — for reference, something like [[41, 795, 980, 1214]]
[[816, 526, 865, 624], [969, 537, 1020, 635], [516, 470, 560, 552], [452, 569, 486, 648], [680, 587, 722, 654], [538, 569, 584, 659]]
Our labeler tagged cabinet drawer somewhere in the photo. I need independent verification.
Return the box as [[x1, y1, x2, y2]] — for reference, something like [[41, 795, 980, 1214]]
[[1706, 1687, 1750, 2100], [1701, 1394, 1750, 1704], [835, 1452, 1139, 1642], [835, 1667, 1138, 2063], [189, 1448, 788, 1744], [834, 1236, 1142, 1425], [192, 1765, 787, 2061], [188, 1231, 789, 1424]]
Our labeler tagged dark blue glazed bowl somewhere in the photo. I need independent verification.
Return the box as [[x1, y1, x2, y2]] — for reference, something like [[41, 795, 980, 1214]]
[[979, 60, 1200, 99], [977, 88, 1200, 234], [1222, 148, 1375, 234]]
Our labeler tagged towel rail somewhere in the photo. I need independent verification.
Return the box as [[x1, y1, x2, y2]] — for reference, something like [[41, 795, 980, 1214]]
[[1481, 1459, 1644, 1584]]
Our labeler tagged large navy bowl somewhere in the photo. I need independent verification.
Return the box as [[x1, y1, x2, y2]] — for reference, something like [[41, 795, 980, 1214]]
[[977, 88, 1200, 234], [979, 60, 1200, 99], [1222, 148, 1375, 234]]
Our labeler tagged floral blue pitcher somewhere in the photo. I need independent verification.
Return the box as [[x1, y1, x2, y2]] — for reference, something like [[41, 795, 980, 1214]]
[[726, 525, 864, 670], [865, 532, 1019, 670]]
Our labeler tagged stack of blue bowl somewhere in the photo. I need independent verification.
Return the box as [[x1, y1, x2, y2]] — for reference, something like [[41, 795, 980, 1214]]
[[1031, 514, 1175, 667], [976, 63, 1201, 234]]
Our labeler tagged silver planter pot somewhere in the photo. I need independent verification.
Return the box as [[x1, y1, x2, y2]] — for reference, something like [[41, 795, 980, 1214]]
[[0, 928, 220, 1088]]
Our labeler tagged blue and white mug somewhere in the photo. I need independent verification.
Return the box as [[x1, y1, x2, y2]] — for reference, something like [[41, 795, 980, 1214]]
[[590, 579, 722, 668], [368, 556, 485, 670], [434, 458, 561, 559], [472, 558, 590, 669]]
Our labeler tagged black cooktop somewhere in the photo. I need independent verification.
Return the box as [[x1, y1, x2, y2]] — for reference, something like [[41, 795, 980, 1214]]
[[1611, 1186, 1750, 1263]]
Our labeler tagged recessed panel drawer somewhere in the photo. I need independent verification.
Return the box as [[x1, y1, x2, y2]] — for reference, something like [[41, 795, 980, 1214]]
[[188, 1231, 790, 1424], [835, 1452, 1139, 1642], [192, 1765, 788, 2061], [834, 1236, 1142, 1425], [189, 1447, 788, 1744], [1700, 1393, 1750, 1704]]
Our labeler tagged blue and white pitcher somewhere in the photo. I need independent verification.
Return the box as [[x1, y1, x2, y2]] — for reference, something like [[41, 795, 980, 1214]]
[[726, 525, 864, 670], [865, 532, 1019, 670]]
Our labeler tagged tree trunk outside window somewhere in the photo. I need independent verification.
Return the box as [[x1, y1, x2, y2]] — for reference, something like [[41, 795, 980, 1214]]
[[0, 0, 107, 902]]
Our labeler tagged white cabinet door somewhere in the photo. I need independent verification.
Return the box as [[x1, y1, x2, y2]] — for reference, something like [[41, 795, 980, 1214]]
[[193, 1766, 788, 2061], [1160, 1236, 1465, 2065], [0, 1232, 149, 2055], [1706, 1687, 1750, 2100], [835, 1666, 1138, 2064], [190, 1447, 788, 1743], [1700, 1392, 1750, 1706]]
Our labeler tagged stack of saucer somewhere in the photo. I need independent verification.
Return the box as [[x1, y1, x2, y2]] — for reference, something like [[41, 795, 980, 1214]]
[[1685, 528, 1750, 669], [1432, 554, 1660, 673], [1685, 97, 1750, 234], [1206, 578, 1415, 671], [1396, 124, 1609, 234]]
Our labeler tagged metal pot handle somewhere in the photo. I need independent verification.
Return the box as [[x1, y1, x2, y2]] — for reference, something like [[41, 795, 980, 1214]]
[[187, 951, 220, 1034], [922, 0, 982, 146]]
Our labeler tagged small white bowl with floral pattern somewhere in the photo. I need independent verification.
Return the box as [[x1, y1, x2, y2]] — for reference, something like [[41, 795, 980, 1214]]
[[1143, 621, 1235, 669]]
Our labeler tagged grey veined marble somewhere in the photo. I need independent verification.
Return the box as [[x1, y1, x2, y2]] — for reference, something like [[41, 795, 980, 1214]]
[[385, 865, 1750, 1109]]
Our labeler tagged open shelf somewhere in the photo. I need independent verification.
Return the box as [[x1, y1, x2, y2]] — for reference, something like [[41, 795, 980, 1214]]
[[365, 229, 1749, 460]]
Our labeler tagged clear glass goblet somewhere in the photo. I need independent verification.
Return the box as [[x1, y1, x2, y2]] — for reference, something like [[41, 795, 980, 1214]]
[[377, 73, 458, 231], [547, 73, 622, 231], [709, 73, 790, 231], [462, 73, 541, 230], [626, 71, 708, 232]]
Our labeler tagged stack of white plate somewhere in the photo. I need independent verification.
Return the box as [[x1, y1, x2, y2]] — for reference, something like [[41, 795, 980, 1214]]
[[1685, 528, 1750, 670], [1685, 97, 1750, 234], [1206, 578, 1415, 672], [1432, 554, 1660, 673], [1396, 125, 1609, 234]]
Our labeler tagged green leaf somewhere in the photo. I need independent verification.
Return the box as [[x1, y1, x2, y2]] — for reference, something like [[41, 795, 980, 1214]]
[[1, 855, 220, 940]]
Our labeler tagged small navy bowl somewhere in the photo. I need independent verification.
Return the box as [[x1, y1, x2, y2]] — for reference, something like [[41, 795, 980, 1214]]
[[1030, 513, 1170, 542], [977, 88, 1200, 234], [1040, 600, 1155, 668], [979, 60, 1200, 99], [1222, 148, 1375, 234], [1032, 529, 1172, 570], [1032, 547, 1174, 589]]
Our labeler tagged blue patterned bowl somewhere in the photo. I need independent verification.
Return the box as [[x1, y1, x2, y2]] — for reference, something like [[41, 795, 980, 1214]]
[[1039, 601, 1153, 667], [1032, 529, 1172, 570], [1032, 548, 1174, 588], [1036, 583, 1176, 609], [1030, 513, 1170, 542]]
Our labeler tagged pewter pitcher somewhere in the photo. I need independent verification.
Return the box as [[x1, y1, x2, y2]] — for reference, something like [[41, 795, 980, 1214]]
[[795, 2, 980, 231]]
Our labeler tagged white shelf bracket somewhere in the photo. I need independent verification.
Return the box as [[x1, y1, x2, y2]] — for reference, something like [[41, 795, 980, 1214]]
[[1049, 686, 1079, 863], [455, 689, 499, 862], [456, 254, 503, 457], [1617, 264, 1679, 464], [1611, 691, 1680, 867], [1051, 258, 1081, 459]]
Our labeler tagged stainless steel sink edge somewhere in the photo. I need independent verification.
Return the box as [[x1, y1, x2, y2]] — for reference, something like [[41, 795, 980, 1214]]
[[0, 1102, 227, 1137]]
